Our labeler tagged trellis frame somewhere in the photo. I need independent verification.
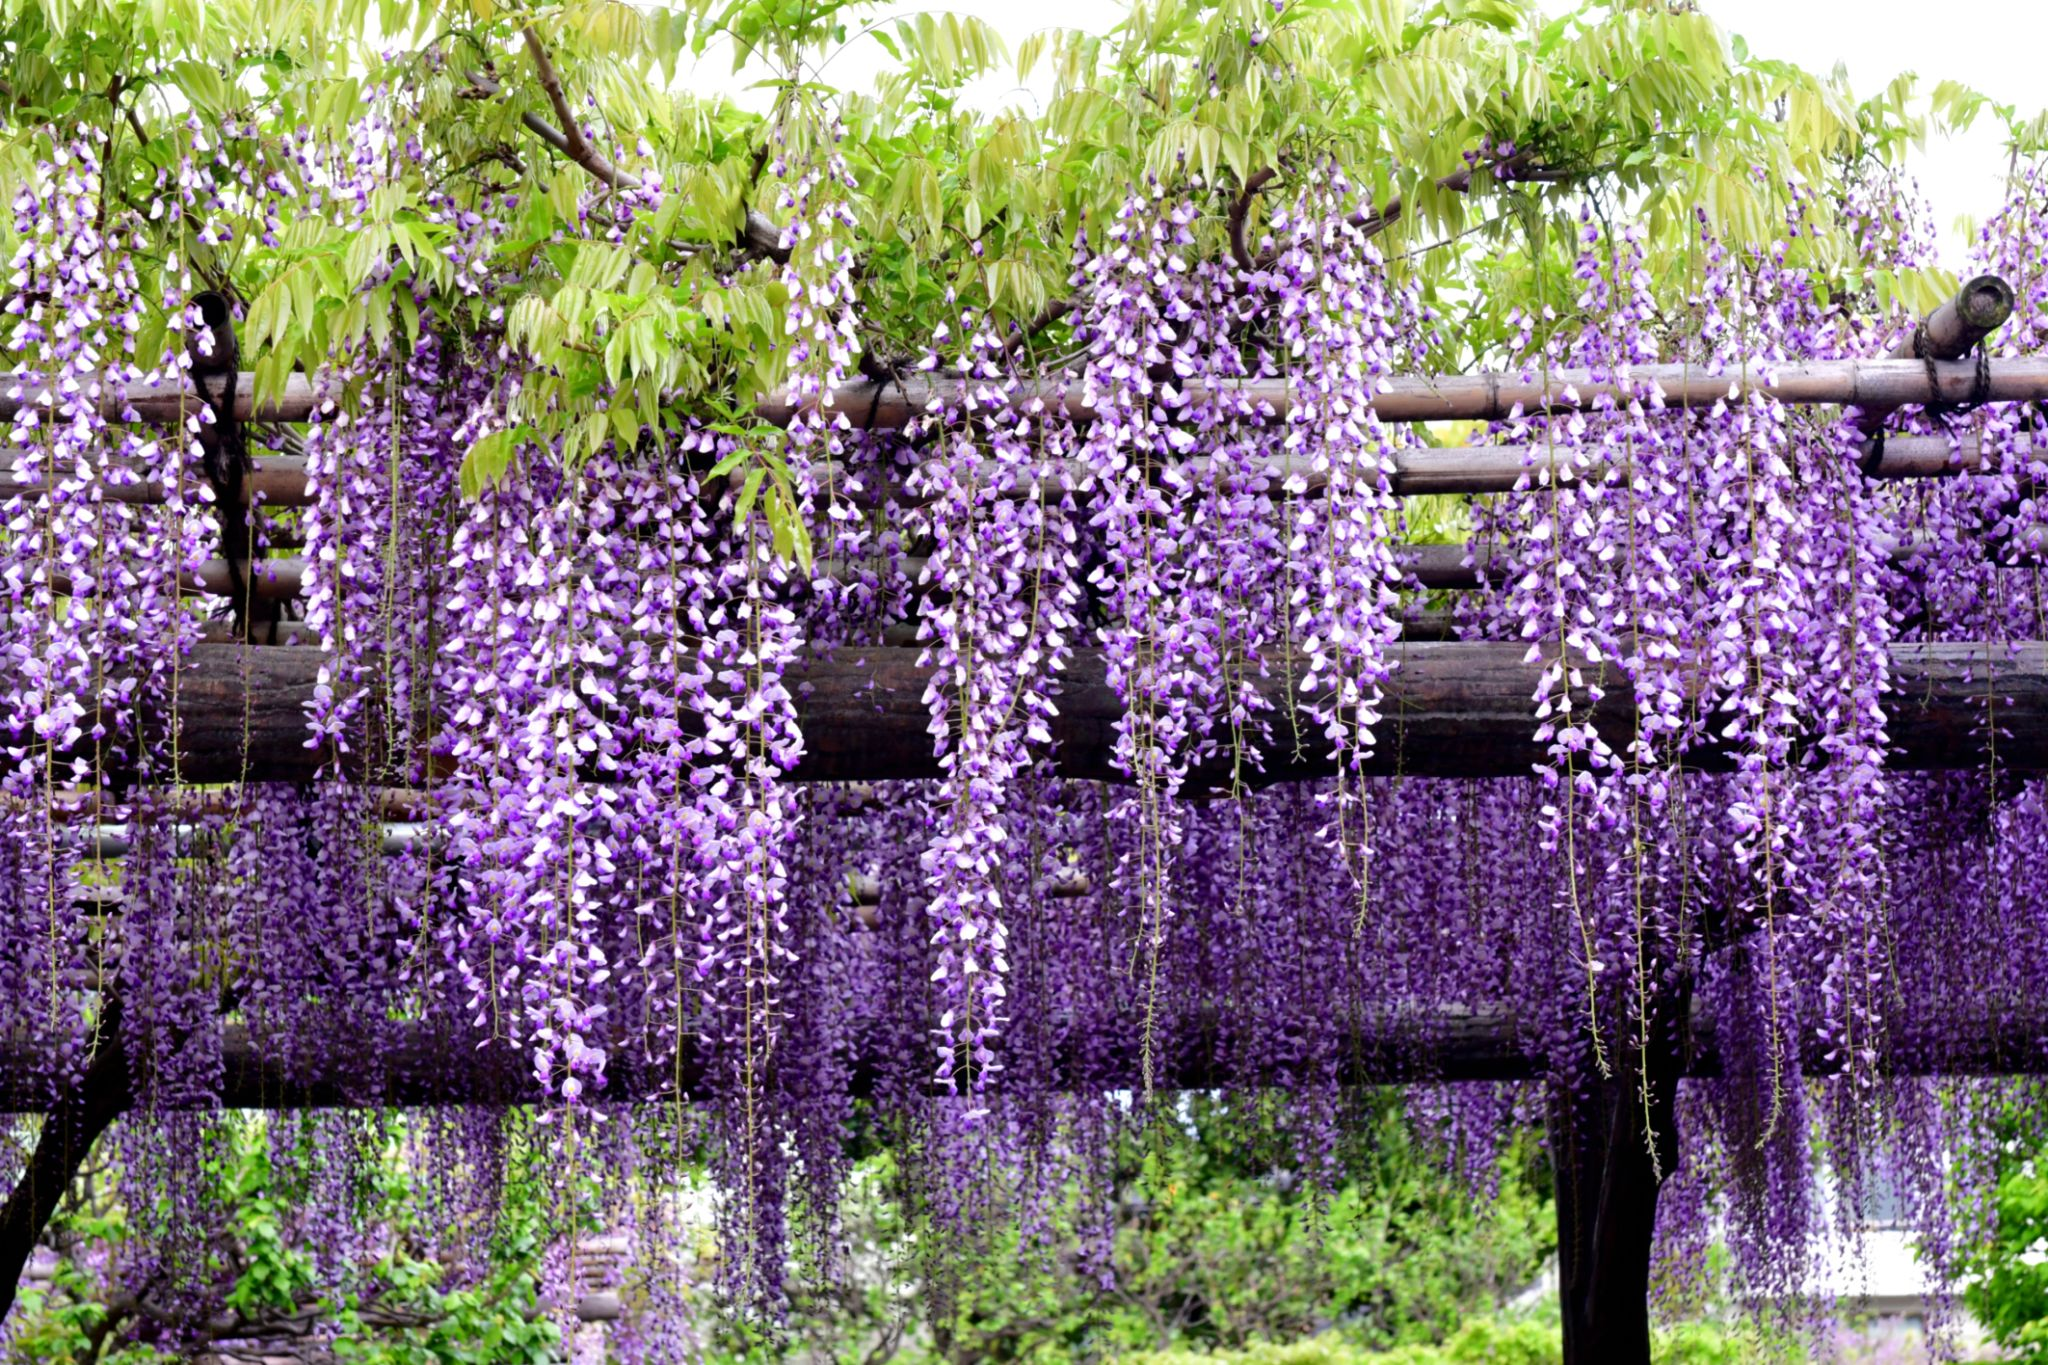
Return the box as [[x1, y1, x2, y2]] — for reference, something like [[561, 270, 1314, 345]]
[[0, 276, 2038, 1363]]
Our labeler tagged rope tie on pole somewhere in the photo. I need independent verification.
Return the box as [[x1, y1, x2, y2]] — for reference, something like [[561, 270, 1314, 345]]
[[1915, 321, 1994, 419]]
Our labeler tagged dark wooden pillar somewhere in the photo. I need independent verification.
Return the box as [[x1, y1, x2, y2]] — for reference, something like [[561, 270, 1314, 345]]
[[1548, 1008, 1684, 1365]]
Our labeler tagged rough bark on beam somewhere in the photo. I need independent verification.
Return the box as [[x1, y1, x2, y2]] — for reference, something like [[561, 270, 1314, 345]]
[[17, 356, 2048, 429], [4, 1007, 2042, 1116], [0, 1015, 1537, 1116], [101, 640, 2048, 787], [200, 617, 319, 644]]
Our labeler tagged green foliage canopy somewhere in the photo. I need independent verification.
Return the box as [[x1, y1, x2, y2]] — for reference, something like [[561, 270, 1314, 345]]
[[0, 0, 2025, 492]]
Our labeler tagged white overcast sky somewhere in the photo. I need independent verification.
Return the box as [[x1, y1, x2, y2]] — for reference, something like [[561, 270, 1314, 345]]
[[668, 0, 2048, 269], [1705, 0, 2046, 263]]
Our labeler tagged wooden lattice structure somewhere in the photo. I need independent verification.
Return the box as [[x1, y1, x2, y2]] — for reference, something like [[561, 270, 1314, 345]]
[[3, 274, 2042, 1363]]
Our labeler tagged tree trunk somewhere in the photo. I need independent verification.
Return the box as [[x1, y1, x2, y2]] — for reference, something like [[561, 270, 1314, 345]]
[[1549, 1008, 1684, 1365], [0, 1011, 130, 1326]]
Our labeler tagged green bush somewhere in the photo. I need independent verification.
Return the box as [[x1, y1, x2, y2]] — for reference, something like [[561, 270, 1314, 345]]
[[1112, 1319, 1557, 1365], [912, 1099, 1556, 1361], [1111, 1315, 1807, 1365], [695, 1097, 1558, 1362], [1959, 1087, 2048, 1363]]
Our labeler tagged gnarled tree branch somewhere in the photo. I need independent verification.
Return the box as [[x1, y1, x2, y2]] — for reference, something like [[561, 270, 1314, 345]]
[[515, 26, 789, 264], [519, 26, 622, 187], [1000, 295, 1078, 360], [1001, 149, 1557, 355], [1228, 153, 1587, 269], [0, 1003, 129, 1327], [1227, 166, 1279, 274]]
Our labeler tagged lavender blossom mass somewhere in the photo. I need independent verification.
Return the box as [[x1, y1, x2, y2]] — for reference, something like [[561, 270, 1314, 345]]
[[6, 89, 2048, 1361]]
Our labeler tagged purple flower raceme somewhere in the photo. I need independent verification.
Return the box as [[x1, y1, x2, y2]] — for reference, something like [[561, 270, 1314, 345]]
[[10, 115, 2048, 1350]]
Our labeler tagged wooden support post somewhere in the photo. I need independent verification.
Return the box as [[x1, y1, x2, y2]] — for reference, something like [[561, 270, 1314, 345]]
[[1541, 282, 2016, 1365], [1548, 994, 1685, 1365]]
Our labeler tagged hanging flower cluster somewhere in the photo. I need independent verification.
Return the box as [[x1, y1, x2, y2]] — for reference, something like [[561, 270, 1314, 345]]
[[11, 96, 2048, 1352]]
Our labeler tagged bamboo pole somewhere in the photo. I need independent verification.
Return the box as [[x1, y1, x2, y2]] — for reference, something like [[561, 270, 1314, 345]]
[[1400, 522, 2048, 591], [1900, 274, 2014, 359], [11, 357, 2048, 430], [79, 823, 424, 861], [0, 455, 312, 507], [50, 555, 304, 603], [1854, 273, 2015, 440], [153, 503, 2036, 606], [4, 433, 1989, 511], [1, 275, 2013, 432], [795, 356, 2048, 427]]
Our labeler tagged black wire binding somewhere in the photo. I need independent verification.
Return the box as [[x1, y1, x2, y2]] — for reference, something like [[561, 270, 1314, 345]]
[[1863, 324, 1993, 479], [1913, 323, 1993, 418]]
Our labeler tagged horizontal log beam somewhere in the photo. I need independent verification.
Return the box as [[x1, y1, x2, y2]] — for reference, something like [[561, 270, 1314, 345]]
[[0, 1016, 1533, 1113], [0, 455, 312, 507], [5, 1007, 2042, 1114], [1401, 520, 2048, 591], [4, 433, 1986, 511], [11, 358, 2048, 430], [119, 640, 2048, 788]]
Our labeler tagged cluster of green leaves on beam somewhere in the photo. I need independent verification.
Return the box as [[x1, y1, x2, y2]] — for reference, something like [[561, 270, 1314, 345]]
[[0, 0, 2033, 501]]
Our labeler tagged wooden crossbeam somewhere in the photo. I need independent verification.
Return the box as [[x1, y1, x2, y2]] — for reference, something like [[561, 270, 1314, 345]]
[[108, 641, 2048, 788], [7, 356, 2044, 430], [4, 1008, 2041, 1114]]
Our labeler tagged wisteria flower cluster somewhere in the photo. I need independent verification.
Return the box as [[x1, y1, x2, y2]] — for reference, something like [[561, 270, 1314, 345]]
[[9, 97, 2048, 1357]]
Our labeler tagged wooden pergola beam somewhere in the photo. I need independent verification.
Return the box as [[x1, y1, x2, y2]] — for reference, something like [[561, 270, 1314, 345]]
[[4, 1009, 2041, 1114], [2, 432, 1990, 511], [119, 640, 2048, 788], [11, 356, 2045, 431]]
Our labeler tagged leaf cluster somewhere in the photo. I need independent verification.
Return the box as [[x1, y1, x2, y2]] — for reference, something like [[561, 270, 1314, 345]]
[[2, 0, 2027, 510]]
